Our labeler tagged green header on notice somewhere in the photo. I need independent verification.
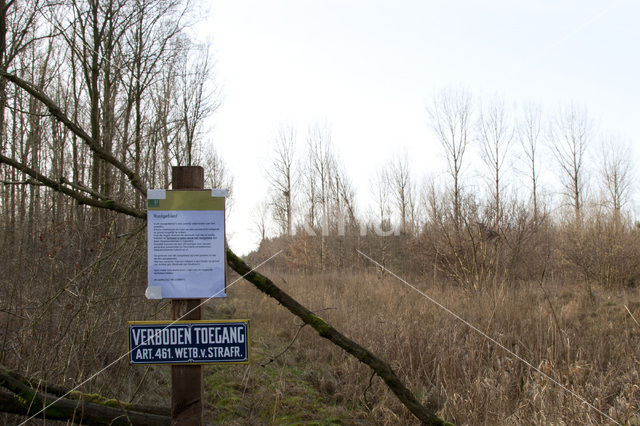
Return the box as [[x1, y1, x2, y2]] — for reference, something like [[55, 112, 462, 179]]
[[148, 190, 224, 211]]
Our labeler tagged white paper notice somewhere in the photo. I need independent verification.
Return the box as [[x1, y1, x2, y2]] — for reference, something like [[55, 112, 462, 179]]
[[148, 210, 225, 298]]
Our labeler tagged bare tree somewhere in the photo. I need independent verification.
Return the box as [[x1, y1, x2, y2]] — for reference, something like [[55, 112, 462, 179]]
[[59, 0, 133, 197], [305, 124, 356, 234], [330, 158, 358, 233], [252, 199, 271, 245], [386, 152, 416, 234], [549, 104, 592, 223], [307, 123, 333, 227], [600, 134, 632, 225], [427, 88, 472, 228], [202, 144, 234, 210], [175, 41, 218, 167], [371, 166, 391, 230], [266, 125, 296, 236], [518, 102, 543, 224], [120, 0, 188, 195], [150, 53, 178, 189], [0, 0, 217, 229], [477, 96, 512, 225], [422, 175, 442, 227], [0, 0, 38, 153], [22, 33, 54, 239], [298, 123, 360, 266]]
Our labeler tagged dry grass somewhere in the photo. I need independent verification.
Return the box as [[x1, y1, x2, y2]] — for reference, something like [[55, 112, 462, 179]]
[[0, 222, 173, 423], [2, 222, 640, 424], [227, 266, 640, 425]]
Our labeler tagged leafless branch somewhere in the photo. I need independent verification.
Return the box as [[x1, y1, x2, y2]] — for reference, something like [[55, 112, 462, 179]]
[[0, 68, 147, 196]]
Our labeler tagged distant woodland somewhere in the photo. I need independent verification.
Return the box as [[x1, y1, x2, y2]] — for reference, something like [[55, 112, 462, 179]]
[[0, 0, 636, 288], [252, 94, 637, 290]]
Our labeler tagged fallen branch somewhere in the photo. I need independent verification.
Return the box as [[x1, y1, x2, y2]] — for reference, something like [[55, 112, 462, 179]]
[[0, 69, 147, 196], [0, 161, 453, 423], [59, 177, 115, 201], [226, 250, 453, 425], [0, 152, 146, 219], [0, 179, 45, 186], [3, 368, 169, 417], [0, 367, 170, 425]]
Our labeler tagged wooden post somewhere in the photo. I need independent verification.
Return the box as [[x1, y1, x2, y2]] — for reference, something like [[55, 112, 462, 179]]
[[171, 166, 204, 426]]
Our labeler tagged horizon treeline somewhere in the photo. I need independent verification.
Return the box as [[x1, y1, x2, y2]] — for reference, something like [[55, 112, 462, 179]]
[[252, 89, 638, 287], [0, 0, 636, 289]]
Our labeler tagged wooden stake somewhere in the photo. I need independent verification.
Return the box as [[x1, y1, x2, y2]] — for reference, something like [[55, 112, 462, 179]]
[[171, 166, 204, 426]]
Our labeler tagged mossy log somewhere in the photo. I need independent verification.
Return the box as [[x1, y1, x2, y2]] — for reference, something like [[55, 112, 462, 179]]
[[0, 368, 170, 425], [226, 250, 454, 426]]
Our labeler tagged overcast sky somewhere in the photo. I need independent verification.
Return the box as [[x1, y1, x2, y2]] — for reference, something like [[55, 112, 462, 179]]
[[199, 1, 640, 255]]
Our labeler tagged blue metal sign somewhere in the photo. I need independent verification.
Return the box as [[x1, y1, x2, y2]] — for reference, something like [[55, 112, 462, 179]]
[[128, 320, 249, 365]]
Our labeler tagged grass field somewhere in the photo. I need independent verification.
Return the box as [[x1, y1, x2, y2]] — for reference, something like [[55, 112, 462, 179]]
[[3, 231, 640, 425], [216, 267, 640, 425]]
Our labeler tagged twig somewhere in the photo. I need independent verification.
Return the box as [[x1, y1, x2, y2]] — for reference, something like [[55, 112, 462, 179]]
[[536, 266, 566, 353], [624, 305, 640, 328], [261, 308, 336, 367], [5, 103, 53, 117], [0, 308, 27, 320], [362, 370, 376, 411], [128, 366, 150, 404], [59, 177, 112, 201], [0, 179, 45, 186], [0, 152, 145, 219], [261, 323, 307, 368]]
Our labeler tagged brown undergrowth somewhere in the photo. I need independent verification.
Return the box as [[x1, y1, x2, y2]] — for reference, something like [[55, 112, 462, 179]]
[[230, 267, 640, 425], [2, 222, 640, 424]]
